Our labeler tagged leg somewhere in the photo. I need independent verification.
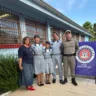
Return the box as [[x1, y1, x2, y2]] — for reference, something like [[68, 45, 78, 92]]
[[63, 56, 69, 78], [56, 55, 63, 81], [69, 56, 76, 78], [22, 63, 35, 90], [40, 73, 44, 86], [22, 63, 33, 87], [46, 74, 48, 81], [45, 74, 49, 84], [48, 74, 51, 84], [69, 56, 77, 86], [52, 56, 56, 80], [62, 56, 69, 84], [30, 64, 34, 85], [37, 74, 41, 85]]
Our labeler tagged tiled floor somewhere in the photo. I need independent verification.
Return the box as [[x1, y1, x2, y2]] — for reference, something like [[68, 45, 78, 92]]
[[9, 76, 96, 96]]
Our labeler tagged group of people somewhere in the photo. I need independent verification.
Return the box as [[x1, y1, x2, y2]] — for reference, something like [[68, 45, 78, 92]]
[[18, 30, 79, 91]]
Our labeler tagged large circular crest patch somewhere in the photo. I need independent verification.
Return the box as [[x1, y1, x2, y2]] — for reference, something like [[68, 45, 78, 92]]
[[76, 45, 95, 63]]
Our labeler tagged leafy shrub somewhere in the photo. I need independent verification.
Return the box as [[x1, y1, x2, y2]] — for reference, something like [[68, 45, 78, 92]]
[[0, 54, 19, 93]]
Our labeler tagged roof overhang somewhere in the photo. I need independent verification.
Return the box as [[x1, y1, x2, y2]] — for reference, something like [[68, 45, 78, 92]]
[[19, 0, 91, 37], [0, 0, 92, 37]]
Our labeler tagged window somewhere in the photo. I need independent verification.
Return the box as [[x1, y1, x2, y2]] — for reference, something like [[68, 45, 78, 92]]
[[81, 35, 85, 41], [72, 34, 76, 39], [0, 7, 21, 44], [26, 24, 36, 38], [76, 34, 79, 41], [26, 19, 46, 43]]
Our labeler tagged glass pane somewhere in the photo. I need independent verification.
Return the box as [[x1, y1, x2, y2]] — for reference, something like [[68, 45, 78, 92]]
[[25, 19, 46, 43], [0, 7, 20, 44]]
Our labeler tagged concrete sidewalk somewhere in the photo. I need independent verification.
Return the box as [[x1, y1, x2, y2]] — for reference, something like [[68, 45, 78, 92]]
[[9, 76, 96, 96]]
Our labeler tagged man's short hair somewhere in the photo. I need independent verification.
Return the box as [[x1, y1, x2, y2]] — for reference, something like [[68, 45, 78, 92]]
[[45, 41, 50, 45], [34, 35, 40, 39], [53, 32, 59, 36]]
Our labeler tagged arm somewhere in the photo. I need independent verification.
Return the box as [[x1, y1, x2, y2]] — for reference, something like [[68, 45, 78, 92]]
[[18, 47, 23, 70], [42, 47, 45, 55], [31, 45, 35, 55], [50, 48, 52, 55], [18, 58, 23, 70], [41, 44, 45, 54]]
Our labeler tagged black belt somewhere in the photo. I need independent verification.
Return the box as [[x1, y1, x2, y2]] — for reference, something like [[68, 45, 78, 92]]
[[63, 53, 76, 56]]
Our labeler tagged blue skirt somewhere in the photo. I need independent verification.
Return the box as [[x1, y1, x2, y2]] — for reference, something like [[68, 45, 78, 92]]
[[19, 62, 34, 86]]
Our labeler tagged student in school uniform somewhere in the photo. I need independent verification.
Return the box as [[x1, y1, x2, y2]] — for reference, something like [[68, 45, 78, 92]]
[[31, 35, 45, 86], [51, 32, 63, 84], [43, 41, 54, 84]]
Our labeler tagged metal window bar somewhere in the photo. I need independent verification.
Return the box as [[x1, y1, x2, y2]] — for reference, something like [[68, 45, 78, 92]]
[[0, 6, 21, 44], [25, 19, 47, 44]]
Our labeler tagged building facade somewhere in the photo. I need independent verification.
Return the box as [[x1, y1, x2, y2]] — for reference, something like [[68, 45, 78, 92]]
[[0, 0, 91, 55]]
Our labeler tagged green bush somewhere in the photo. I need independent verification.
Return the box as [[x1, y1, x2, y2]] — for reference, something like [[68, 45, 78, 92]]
[[0, 54, 19, 93]]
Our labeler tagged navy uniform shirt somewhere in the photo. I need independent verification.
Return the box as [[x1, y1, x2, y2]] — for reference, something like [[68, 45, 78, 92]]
[[18, 45, 34, 64]]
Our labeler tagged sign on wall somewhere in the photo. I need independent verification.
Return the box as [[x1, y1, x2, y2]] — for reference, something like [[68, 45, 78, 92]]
[[76, 42, 96, 76]]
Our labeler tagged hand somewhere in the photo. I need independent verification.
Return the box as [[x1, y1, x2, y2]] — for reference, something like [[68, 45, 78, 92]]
[[19, 65, 23, 70]]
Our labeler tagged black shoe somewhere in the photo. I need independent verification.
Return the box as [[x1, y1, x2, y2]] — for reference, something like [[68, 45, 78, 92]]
[[48, 82, 51, 84], [33, 74, 37, 78], [38, 83, 42, 86], [52, 79, 56, 83], [60, 80, 64, 84], [41, 83, 44, 86], [62, 78, 68, 84], [72, 78, 78, 86], [45, 80, 49, 84]]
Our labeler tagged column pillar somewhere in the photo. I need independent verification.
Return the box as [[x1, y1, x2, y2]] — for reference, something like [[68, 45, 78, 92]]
[[19, 15, 27, 39], [60, 30, 62, 40], [79, 34, 82, 42], [47, 20, 51, 41]]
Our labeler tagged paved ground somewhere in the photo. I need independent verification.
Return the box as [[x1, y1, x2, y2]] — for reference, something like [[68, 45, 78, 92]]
[[9, 76, 96, 96]]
